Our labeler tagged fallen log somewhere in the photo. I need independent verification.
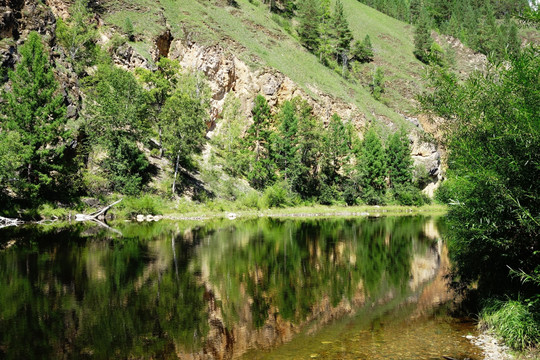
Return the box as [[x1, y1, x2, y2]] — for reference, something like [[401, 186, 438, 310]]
[[75, 199, 122, 221]]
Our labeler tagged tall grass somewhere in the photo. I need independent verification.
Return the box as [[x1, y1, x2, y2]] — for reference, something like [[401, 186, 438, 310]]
[[479, 299, 540, 351]]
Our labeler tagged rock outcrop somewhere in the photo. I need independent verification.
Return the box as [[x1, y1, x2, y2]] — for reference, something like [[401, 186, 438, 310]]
[[169, 40, 367, 131]]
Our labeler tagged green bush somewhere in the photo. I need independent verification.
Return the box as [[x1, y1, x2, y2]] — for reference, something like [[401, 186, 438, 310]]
[[261, 182, 290, 208], [480, 299, 540, 351], [240, 190, 261, 209], [122, 195, 164, 216], [394, 184, 429, 206]]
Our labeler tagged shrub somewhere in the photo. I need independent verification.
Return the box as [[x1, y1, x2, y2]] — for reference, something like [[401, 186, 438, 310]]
[[261, 182, 290, 208], [480, 299, 540, 351], [240, 190, 261, 209], [122, 194, 164, 216], [394, 184, 429, 206]]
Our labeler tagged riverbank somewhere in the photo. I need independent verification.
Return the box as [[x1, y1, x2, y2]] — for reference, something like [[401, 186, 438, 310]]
[[78, 203, 448, 222], [6, 194, 447, 222]]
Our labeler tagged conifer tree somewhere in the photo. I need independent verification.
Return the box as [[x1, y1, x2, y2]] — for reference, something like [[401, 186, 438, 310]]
[[386, 128, 412, 187], [246, 95, 275, 189], [506, 21, 521, 58], [273, 101, 298, 180], [409, 0, 422, 24], [352, 34, 374, 63], [136, 58, 181, 157], [358, 127, 386, 204], [318, 0, 334, 64], [298, 0, 321, 52], [333, 0, 353, 71], [160, 73, 210, 194], [0, 32, 70, 200], [413, 11, 433, 63], [319, 114, 348, 203], [291, 100, 322, 198]]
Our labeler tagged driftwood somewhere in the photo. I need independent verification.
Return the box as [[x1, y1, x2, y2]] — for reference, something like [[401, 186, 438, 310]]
[[0, 216, 24, 229], [75, 199, 123, 237], [75, 199, 123, 221]]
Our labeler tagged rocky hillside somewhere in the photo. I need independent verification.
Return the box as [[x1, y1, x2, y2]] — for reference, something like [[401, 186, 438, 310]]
[[0, 0, 491, 198]]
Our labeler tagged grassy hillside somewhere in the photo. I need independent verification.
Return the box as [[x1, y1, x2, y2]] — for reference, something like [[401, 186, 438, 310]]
[[102, 0, 428, 126]]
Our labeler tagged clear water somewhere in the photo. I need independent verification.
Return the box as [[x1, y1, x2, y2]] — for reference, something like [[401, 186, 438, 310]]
[[0, 216, 482, 359]]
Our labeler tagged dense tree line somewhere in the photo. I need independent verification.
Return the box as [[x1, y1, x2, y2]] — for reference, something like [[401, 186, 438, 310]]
[[213, 95, 428, 206]]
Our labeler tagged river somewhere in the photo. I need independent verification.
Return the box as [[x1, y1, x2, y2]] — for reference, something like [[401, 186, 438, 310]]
[[0, 216, 483, 359]]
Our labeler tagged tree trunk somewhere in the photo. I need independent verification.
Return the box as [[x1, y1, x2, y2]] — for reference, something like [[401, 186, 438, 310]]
[[158, 126, 164, 158], [172, 151, 180, 194]]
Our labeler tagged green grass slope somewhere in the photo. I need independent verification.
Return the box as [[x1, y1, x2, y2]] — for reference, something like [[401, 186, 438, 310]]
[[103, 0, 427, 127]]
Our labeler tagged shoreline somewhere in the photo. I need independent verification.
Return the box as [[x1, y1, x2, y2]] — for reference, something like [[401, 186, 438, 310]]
[[129, 204, 447, 222]]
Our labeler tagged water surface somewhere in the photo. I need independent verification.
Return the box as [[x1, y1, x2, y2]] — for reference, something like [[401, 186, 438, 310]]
[[0, 216, 481, 359]]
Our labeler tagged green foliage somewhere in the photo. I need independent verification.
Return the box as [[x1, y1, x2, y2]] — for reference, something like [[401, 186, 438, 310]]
[[290, 100, 322, 199], [55, 0, 98, 74], [246, 95, 275, 189], [370, 67, 385, 100], [387, 128, 412, 187], [297, 0, 321, 52], [212, 94, 250, 177], [413, 11, 433, 63], [0, 131, 25, 195], [333, 0, 353, 63], [120, 194, 165, 216], [0, 32, 73, 202], [358, 127, 386, 204], [393, 184, 428, 206], [261, 182, 291, 208], [420, 47, 540, 297], [273, 101, 298, 179], [83, 64, 149, 195], [124, 17, 135, 41], [480, 299, 540, 351], [352, 34, 374, 63], [320, 114, 348, 195], [136, 57, 182, 157]]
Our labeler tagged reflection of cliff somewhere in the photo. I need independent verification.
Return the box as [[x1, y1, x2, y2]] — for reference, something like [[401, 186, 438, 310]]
[[179, 217, 443, 360]]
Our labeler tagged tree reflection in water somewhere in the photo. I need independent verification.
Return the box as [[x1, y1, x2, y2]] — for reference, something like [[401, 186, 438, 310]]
[[0, 216, 440, 359]]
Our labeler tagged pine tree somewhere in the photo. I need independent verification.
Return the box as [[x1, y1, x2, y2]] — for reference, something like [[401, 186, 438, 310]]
[[273, 101, 298, 180], [413, 11, 433, 63], [319, 114, 348, 202], [318, 0, 334, 64], [352, 34, 374, 63], [292, 100, 322, 198], [0, 32, 70, 200], [246, 95, 275, 189], [386, 128, 412, 187], [333, 0, 353, 71], [370, 67, 385, 100], [358, 127, 386, 204], [298, 0, 321, 52]]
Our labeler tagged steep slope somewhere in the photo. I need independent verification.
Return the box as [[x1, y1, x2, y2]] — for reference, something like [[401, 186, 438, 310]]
[[100, 0, 426, 126]]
